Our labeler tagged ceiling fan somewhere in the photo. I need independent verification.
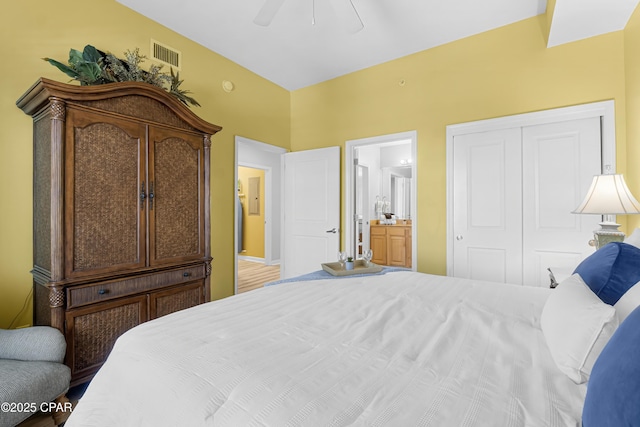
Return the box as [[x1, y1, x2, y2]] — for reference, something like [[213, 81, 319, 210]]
[[253, 0, 364, 33]]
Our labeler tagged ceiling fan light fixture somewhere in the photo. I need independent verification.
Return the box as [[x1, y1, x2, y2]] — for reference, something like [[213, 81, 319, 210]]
[[254, 0, 364, 33]]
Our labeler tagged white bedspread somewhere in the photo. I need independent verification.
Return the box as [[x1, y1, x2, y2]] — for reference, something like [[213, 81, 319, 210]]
[[66, 272, 585, 426]]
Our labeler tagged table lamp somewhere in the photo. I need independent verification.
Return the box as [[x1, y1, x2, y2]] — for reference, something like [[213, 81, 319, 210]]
[[573, 174, 640, 249]]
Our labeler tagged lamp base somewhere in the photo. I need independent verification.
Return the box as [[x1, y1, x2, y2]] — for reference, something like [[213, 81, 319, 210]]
[[593, 221, 625, 249]]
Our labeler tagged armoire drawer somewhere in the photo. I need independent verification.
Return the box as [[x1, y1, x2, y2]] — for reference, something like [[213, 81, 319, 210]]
[[67, 265, 205, 308]]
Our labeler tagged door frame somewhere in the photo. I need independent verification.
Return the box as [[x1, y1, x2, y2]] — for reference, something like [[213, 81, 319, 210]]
[[445, 100, 616, 276], [234, 136, 287, 294], [345, 131, 418, 269], [354, 163, 370, 256]]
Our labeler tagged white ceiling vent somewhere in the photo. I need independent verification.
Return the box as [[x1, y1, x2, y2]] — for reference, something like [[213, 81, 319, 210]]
[[151, 39, 181, 70]]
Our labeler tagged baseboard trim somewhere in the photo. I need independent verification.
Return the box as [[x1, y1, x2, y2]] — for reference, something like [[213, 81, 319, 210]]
[[238, 255, 281, 266]]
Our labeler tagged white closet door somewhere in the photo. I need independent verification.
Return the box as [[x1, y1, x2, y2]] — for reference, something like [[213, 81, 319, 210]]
[[452, 128, 523, 284], [522, 118, 601, 286]]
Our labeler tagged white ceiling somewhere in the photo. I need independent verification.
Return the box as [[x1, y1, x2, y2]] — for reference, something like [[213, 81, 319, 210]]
[[548, 0, 639, 47], [116, 0, 639, 91]]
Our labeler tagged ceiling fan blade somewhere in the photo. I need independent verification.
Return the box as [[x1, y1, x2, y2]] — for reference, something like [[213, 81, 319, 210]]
[[254, 0, 286, 26], [329, 0, 364, 33]]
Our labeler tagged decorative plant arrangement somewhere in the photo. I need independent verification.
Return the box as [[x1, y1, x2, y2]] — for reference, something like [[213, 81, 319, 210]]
[[43, 44, 200, 107]]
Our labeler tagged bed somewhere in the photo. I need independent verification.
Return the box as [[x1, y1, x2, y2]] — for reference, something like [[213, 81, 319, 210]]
[[65, 241, 640, 427]]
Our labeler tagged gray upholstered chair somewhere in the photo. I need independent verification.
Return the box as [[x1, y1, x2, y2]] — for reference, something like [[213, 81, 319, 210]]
[[0, 327, 71, 427]]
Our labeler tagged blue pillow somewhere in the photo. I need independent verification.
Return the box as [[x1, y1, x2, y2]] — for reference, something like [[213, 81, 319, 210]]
[[573, 242, 640, 305], [582, 305, 640, 426]]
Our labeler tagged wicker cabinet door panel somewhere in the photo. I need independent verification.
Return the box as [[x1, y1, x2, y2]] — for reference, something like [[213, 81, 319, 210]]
[[149, 280, 204, 319], [65, 109, 147, 277], [148, 127, 205, 265], [33, 116, 52, 272], [65, 294, 147, 383]]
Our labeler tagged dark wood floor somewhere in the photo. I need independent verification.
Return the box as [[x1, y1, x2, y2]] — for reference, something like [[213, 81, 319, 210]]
[[237, 259, 280, 293]]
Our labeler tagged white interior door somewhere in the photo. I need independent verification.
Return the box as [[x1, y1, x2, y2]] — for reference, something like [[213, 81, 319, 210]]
[[452, 128, 523, 284], [282, 146, 340, 279], [522, 118, 601, 286]]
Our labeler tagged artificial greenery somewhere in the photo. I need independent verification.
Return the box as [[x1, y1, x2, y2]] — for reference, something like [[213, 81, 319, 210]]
[[43, 45, 200, 107]]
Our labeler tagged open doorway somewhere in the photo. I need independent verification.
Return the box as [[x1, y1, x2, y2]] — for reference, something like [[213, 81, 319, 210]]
[[235, 136, 287, 294], [237, 165, 279, 292], [345, 131, 417, 269]]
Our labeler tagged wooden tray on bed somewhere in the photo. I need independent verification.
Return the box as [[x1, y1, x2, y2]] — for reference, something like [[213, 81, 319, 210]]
[[321, 260, 383, 276]]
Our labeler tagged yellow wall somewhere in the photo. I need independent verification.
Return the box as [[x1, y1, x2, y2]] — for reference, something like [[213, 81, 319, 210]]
[[238, 167, 266, 258], [291, 15, 628, 275], [2, 2, 640, 328], [625, 6, 640, 231], [0, 0, 291, 328]]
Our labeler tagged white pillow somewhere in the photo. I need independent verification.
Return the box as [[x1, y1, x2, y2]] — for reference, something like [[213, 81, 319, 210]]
[[624, 228, 640, 249], [541, 274, 618, 384], [614, 281, 640, 323]]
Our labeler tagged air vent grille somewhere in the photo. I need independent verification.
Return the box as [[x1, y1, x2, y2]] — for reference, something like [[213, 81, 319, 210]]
[[151, 40, 181, 70]]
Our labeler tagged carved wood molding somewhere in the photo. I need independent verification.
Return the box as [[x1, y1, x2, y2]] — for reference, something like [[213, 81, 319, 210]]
[[205, 261, 212, 277], [49, 285, 65, 308], [16, 78, 222, 136], [50, 98, 66, 121]]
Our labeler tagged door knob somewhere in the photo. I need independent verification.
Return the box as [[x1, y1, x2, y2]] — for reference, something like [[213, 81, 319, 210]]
[[456, 235, 464, 241], [326, 228, 337, 234]]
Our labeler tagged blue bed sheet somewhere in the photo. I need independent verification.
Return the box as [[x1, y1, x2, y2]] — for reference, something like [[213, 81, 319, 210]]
[[264, 266, 409, 287]]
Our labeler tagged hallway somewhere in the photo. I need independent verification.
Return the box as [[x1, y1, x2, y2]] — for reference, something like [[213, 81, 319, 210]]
[[237, 260, 280, 293]]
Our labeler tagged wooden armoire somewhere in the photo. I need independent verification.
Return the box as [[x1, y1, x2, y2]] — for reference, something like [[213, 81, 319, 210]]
[[16, 78, 221, 385]]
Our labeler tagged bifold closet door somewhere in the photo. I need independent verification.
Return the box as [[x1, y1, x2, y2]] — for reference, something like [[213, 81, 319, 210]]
[[452, 128, 523, 284], [452, 117, 602, 286], [522, 118, 601, 286]]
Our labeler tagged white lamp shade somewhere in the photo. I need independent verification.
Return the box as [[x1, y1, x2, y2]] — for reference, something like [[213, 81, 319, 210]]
[[573, 174, 640, 215]]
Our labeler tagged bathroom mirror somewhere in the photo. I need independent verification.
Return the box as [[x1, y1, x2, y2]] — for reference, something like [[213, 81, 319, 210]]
[[381, 166, 412, 219]]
